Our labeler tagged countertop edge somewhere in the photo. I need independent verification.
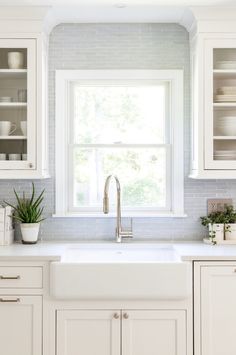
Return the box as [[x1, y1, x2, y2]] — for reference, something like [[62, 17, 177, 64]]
[[0, 256, 61, 261]]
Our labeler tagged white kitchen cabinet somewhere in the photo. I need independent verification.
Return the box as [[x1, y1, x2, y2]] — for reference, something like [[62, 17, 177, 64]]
[[0, 36, 49, 179], [194, 262, 236, 355], [56, 310, 121, 355], [190, 34, 236, 178], [204, 39, 236, 171], [56, 309, 186, 355], [122, 310, 186, 355], [0, 295, 42, 355], [0, 39, 36, 172], [0, 3, 50, 179]]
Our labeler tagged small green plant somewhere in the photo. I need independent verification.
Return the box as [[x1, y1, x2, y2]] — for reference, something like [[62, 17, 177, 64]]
[[4, 183, 45, 223], [224, 205, 236, 223], [200, 211, 228, 227], [200, 205, 236, 244]]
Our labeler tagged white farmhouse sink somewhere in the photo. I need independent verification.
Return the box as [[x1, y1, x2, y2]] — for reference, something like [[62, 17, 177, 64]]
[[50, 244, 191, 300]]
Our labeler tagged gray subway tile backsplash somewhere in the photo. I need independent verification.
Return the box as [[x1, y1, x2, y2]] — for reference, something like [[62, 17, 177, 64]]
[[1, 23, 236, 241]]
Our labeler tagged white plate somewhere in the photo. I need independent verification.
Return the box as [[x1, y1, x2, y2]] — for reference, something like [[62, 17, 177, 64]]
[[215, 95, 236, 98], [215, 98, 236, 102], [217, 87, 236, 94], [0, 97, 12, 102], [214, 157, 236, 160], [215, 62, 236, 69], [214, 152, 236, 154], [217, 118, 236, 120]]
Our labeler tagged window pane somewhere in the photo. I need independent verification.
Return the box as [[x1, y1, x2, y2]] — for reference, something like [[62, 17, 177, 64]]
[[73, 85, 167, 144], [72, 147, 167, 209]]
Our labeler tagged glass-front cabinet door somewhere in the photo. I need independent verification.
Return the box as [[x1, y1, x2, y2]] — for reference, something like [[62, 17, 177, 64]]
[[204, 38, 236, 170], [0, 39, 36, 170]]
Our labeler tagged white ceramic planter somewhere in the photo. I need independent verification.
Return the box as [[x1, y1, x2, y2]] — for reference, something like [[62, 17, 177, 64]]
[[208, 223, 224, 243], [20, 223, 40, 244], [225, 223, 236, 240]]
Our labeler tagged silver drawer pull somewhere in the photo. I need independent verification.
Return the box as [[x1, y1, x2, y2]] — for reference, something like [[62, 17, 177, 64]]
[[0, 298, 20, 303], [0, 275, 20, 280]]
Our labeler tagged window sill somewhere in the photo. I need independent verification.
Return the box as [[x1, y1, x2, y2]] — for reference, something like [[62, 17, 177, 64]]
[[52, 212, 187, 218]]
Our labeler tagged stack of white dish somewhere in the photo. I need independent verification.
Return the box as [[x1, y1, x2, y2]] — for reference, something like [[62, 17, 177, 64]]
[[215, 87, 236, 102], [216, 116, 236, 135], [0, 96, 12, 103], [215, 61, 236, 69], [214, 150, 236, 160]]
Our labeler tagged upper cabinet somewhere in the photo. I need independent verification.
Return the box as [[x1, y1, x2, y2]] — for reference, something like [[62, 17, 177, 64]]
[[188, 8, 236, 178], [0, 39, 36, 172], [205, 41, 236, 171], [191, 34, 236, 178], [0, 8, 49, 179]]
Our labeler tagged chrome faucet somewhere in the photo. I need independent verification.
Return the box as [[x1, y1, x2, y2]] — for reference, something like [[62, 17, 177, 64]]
[[103, 175, 133, 243]]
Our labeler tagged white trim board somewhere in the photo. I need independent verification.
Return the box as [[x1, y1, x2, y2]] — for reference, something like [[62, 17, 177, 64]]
[[55, 70, 184, 218]]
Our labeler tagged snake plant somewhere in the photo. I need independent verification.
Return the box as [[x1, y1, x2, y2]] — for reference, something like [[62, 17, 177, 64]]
[[5, 183, 45, 223]]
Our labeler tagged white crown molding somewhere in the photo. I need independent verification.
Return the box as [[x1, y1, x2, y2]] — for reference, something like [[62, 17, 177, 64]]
[[179, 8, 196, 32], [43, 5, 187, 33], [1, 5, 236, 36], [184, 6, 236, 36], [189, 6, 236, 21], [0, 6, 49, 20], [0, 6, 51, 33]]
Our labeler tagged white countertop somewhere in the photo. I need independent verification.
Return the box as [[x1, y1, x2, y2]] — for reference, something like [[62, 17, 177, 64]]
[[173, 243, 236, 261], [1, 241, 236, 262]]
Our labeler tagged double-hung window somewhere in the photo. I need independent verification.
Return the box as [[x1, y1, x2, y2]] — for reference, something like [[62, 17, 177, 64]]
[[55, 70, 184, 217]]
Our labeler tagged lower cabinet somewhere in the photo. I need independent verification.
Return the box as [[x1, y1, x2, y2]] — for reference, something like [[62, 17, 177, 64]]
[[122, 310, 186, 355], [57, 309, 186, 355], [57, 310, 120, 355], [195, 263, 236, 355], [0, 295, 42, 355]]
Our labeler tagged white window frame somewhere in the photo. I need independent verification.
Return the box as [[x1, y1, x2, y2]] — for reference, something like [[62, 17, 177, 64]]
[[55, 70, 184, 218]]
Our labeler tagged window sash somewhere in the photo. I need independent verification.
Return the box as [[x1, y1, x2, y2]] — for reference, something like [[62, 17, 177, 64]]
[[69, 81, 170, 146], [68, 144, 172, 213]]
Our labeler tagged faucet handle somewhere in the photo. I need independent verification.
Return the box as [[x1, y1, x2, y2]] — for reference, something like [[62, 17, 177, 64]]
[[119, 230, 133, 239], [120, 218, 133, 239]]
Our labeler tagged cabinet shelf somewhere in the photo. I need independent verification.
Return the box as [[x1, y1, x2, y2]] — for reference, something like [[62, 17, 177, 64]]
[[213, 103, 236, 107], [214, 136, 236, 140], [0, 136, 26, 140], [213, 69, 236, 78], [0, 102, 27, 108], [0, 69, 27, 78]]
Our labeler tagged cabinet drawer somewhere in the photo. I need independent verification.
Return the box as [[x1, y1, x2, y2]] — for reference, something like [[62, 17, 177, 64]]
[[0, 267, 42, 288]]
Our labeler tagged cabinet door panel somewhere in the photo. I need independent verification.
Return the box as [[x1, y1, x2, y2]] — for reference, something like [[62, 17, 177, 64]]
[[201, 266, 236, 355], [57, 310, 120, 355], [0, 295, 42, 355], [204, 38, 236, 170], [0, 38, 36, 171], [122, 310, 186, 355]]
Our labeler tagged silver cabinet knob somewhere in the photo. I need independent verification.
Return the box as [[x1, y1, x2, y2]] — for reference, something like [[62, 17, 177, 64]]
[[123, 313, 129, 319], [29, 163, 33, 168], [113, 313, 119, 319]]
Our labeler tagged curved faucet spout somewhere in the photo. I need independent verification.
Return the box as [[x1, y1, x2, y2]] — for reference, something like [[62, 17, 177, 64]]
[[103, 175, 132, 243], [103, 175, 120, 214]]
